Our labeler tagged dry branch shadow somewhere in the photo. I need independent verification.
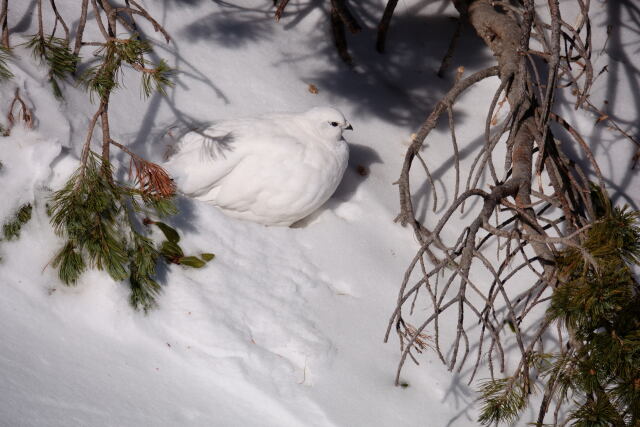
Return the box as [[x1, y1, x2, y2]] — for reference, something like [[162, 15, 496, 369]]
[[411, 131, 489, 225], [8, 0, 36, 33], [549, 0, 640, 210], [304, 14, 494, 127], [442, 373, 475, 426], [592, 0, 640, 205], [179, 1, 275, 46]]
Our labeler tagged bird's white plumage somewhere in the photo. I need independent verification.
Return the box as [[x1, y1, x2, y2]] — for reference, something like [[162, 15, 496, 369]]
[[164, 107, 351, 226]]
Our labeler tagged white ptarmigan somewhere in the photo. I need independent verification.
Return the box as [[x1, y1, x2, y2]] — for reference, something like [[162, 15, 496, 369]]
[[164, 107, 351, 226]]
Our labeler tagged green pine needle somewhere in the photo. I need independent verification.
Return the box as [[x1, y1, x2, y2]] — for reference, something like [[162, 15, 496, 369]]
[[144, 195, 178, 217], [2, 203, 33, 240], [24, 35, 79, 99], [52, 241, 86, 285], [129, 231, 161, 312], [542, 187, 640, 425], [477, 378, 528, 425], [569, 394, 624, 426], [50, 154, 129, 283], [79, 36, 174, 101], [140, 58, 174, 98], [0, 45, 13, 81]]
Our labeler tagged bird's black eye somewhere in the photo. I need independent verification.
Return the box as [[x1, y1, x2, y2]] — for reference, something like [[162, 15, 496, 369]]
[[330, 121, 339, 127]]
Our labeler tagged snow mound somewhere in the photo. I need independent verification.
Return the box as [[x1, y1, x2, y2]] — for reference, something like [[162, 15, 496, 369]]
[[0, 127, 61, 222]]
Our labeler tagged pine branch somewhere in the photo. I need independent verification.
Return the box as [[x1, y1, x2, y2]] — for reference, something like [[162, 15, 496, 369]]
[[0, 44, 12, 80], [478, 377, 528, 425], [128, 231, 160, 311], [50, 154, 129, 284], [24, 34, 79, 99], [0, 0, 8, 48], [544, 191, 640, 425], [2, 204, 32, 240], [73, 0, 89, 58]]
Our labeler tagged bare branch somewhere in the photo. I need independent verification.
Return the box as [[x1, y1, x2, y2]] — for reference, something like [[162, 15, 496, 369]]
[[6, 88, 34, 131], [0, 0, 8, 48], [376, 0, 398, 53], [73, 0, 89, 57]]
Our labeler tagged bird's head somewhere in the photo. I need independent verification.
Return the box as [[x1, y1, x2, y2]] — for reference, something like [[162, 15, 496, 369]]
[[304, 107, 353, 142]]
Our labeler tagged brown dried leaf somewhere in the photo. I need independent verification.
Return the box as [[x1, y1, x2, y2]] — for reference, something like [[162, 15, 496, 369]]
[[131, 158, 176, 199], [356, 164, 369, 177], [399, 321, 433, 354]]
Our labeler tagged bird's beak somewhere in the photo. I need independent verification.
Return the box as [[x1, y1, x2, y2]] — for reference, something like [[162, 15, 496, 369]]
[[345, 123, 353, 131]]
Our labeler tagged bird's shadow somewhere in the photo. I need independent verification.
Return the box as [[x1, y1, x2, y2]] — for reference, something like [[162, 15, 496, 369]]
[[334, 141, 383, 201]]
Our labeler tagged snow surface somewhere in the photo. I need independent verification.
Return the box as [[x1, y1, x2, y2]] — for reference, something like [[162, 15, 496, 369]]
[[0, 1, 638, 426]]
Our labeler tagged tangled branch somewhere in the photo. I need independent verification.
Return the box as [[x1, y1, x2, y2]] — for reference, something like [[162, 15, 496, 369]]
[[382, 0, 633, 424]]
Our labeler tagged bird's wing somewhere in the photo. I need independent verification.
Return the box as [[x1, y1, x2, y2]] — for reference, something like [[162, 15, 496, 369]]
[[163, 121, 245, 197], [201, 135, 307, 212], [164, 116, 307, 199]]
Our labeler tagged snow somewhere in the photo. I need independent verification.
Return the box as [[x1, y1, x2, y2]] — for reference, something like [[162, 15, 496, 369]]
[[0, 127, 61, 221], [0, 0, 638, 426]]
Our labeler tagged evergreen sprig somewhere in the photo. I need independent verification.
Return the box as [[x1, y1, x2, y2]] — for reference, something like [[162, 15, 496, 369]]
[[544, 188, 640, 426], [80, 37, 173, 101], [24, 35, 79, 99], [52, 241, 86, 285], [478, 377, 528, 425], [50, 154, 128, 283], [140, 58, 173, 98], [2, 203, 32, 240], [129, 231, 161, 311], [140, 195, 179, 217], [0, 45, 13, 81], [50, 153, 212, 310]]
